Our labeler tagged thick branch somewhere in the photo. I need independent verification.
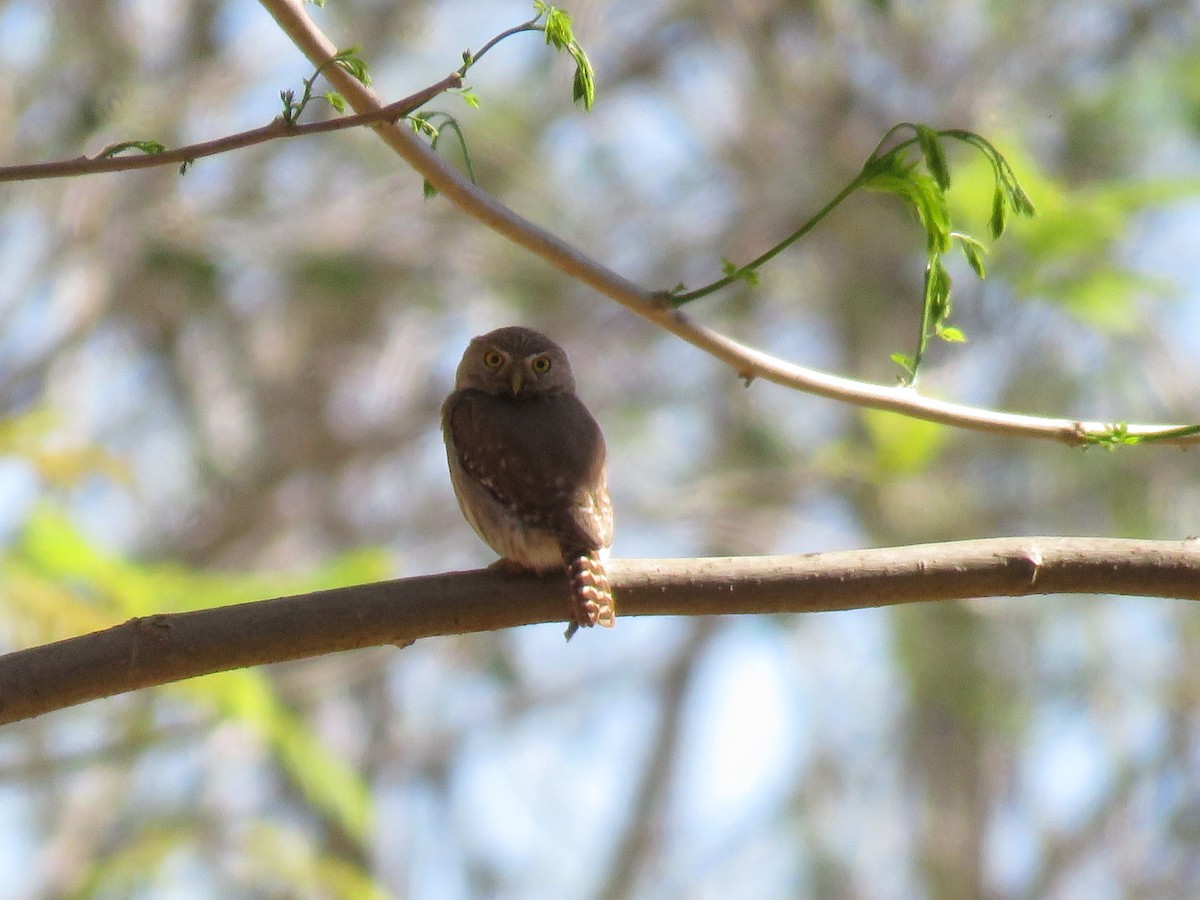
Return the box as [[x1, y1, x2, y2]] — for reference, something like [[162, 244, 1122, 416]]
[[257, 0, 1199, 447], [0, 76, 461, 182], [2, 537, 1199, 725]]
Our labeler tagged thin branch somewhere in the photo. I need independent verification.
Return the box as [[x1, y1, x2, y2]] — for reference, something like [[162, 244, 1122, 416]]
[[0, 75, 461, 183], [457, 17, 543, 76], [3, 537, 1200, 725], [669, 176, 864, 304], [257, 0, 1200, 448]]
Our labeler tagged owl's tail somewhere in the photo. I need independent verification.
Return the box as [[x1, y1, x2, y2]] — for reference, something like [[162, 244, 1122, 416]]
[[563, 549, 615, 641]]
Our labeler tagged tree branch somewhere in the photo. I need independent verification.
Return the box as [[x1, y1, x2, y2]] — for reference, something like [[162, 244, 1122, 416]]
[[2, 537, 1199, 725], [0, 75, 461, 182], [257, 0, 1200, 448]]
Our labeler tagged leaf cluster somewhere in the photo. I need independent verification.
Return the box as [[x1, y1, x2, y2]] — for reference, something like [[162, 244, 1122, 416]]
[[534, 1, 596, 110], [866, 125, 1035, 381], [279, 46, 372, 125], [666, 123, 1036, 385], [413, 2, 597, 196], [1081, 421, 1200, 449], [409, 112, 478, 199]]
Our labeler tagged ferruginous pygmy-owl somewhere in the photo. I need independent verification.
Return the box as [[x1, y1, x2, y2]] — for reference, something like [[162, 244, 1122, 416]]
[[442, 326, 614, 639]]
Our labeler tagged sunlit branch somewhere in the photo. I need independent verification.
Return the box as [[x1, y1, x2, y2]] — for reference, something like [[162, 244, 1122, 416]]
[[258, 0, 1200, 448], [3, 537, 1200, 724]]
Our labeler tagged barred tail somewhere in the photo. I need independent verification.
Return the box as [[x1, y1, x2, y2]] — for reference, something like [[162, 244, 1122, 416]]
[[563, 549, 615, 641]]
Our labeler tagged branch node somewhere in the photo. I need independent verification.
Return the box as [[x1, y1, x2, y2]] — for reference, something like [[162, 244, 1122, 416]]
[[126, 614, 172, 674], [127, 614, 172, 637], [648, 290, 675, 313]]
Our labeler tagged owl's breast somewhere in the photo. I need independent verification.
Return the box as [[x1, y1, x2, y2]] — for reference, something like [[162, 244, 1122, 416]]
[[444, 443, 566, 571], [442, 388, 612, 561]]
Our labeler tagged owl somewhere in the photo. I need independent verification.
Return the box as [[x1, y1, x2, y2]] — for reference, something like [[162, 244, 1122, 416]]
[[442, 326, 615, 639]]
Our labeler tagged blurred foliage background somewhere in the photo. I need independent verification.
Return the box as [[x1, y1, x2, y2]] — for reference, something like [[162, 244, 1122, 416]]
[[2, 0, 1200, 897]]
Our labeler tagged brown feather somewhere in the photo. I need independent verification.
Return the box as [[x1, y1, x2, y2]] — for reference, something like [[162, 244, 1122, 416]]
[[443, 388, 612, 552], [442, 327, 616, 637]]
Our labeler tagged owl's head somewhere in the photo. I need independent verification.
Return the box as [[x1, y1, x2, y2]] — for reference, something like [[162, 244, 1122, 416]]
[[454, 326, 577, 398]]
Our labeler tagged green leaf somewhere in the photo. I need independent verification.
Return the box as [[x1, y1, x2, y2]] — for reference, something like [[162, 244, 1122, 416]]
[[533, 4, 596, 109], [569, 42, 596, 109], [863, 149, 950, 254], [936, 324, 966, 342], [323, 91, 346, 113], [953, 233, 988, 279], [410, 111, 477, 198], [924, 258, 952, 323], [99, 140, 168, 159], [988, 183, 1008, 238], [434, 116, 478, 185], [916, 125, 951, 190], [333, 47, 372, 86], [279, 88, 298, 122], [1079, 421, 1138, 450], [1009, 182, 1037, 217], [720, 258, 759, 287], [890, 352, 916, 378], [408, 113, 439, 139], [454, 88, 481, 109], [541, 5, 575, 50]]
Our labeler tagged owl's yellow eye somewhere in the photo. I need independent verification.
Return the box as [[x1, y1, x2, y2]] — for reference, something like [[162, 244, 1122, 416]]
[[530, 355, 552, 374], [483, 350, 505, 368]]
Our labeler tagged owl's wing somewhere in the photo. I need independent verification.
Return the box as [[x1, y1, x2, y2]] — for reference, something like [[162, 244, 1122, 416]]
[[443, 389, 612, 551]]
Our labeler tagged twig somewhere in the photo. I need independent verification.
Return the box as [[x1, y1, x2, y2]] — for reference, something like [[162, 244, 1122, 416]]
[[457, 17, 543, 76], [0, 75, 461, 183], [3, 536, 1200, 724], [257, 0, 1200, 448]]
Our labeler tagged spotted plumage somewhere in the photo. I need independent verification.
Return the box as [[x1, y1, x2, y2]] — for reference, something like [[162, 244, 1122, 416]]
[[442, 326, 614, 638]]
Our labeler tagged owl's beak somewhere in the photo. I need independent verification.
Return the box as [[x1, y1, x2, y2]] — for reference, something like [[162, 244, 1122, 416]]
[[509, 370, 524, 395]]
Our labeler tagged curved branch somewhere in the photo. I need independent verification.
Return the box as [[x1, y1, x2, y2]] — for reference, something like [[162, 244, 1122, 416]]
[[258, 0, 1199, 448], [0, 75, 461, 182], [3, 537, 1199, 725]]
